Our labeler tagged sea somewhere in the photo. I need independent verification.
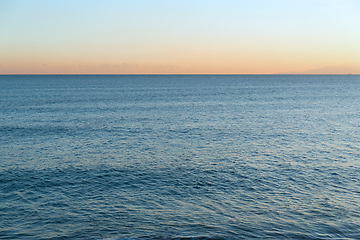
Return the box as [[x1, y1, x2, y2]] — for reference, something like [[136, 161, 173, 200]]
[[1, 74, 360, 239]]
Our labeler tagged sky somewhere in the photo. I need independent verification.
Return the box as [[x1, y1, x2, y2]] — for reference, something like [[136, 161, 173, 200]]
[[0, 0, 359, 74]]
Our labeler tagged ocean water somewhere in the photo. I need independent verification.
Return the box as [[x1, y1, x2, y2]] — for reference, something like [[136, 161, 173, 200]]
[[1, 74, 360, 239]]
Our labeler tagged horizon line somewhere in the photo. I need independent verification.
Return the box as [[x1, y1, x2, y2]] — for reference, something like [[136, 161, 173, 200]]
[[1, 73, 359, 76]]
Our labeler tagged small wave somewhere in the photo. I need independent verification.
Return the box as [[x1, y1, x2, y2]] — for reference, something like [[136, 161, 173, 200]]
[[99, 235, 222, 240]]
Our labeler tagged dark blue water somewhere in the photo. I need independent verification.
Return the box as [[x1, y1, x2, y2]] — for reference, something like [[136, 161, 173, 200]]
[[1, 74, 360, 239]]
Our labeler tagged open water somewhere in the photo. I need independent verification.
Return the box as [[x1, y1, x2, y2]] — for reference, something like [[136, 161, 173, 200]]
[[1, 74, 360, 239]]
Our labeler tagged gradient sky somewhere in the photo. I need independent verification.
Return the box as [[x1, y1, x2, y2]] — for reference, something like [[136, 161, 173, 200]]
[[1, 0, 359, 74]]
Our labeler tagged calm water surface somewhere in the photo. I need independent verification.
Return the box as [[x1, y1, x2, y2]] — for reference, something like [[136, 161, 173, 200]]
[[1, 75, 360, 239]]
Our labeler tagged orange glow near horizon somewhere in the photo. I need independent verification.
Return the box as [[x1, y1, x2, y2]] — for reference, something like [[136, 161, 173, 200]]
[[1, 1, 359, 74]]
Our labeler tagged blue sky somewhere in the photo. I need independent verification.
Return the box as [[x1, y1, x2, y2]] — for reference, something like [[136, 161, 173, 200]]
[[1, 0, 359, 74]]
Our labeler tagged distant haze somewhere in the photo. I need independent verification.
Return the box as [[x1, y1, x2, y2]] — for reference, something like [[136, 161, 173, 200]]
[[1, 0, 359, 74]]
